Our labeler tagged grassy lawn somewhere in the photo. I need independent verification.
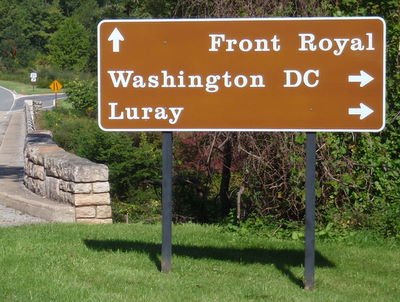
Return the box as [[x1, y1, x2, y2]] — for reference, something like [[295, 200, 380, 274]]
[[0, 223, 399, 301], [0, 79, 58, 95]]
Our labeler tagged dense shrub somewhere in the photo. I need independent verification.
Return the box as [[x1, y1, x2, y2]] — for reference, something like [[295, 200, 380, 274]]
[[63, 79, 97, 117], [47, 18, 91, 72]]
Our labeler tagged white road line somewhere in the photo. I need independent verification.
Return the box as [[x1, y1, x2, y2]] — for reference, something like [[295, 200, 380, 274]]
[[0, 86, 18, 114]]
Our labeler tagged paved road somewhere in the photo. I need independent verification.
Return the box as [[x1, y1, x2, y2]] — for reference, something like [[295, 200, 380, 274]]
[[13, 94, 66, 111], [0, 112, 45, 227], [0, 86, 14, 111], [0, 87, 49, 227], [0, 85, 65, 112]]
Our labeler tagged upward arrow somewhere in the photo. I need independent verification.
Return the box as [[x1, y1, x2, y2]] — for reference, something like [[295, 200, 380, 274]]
[[108, 28, 124, 53], [348, 70, 374, 87]]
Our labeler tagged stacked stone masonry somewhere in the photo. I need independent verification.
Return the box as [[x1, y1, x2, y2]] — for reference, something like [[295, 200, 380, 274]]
[[23, 104, 112, 224]]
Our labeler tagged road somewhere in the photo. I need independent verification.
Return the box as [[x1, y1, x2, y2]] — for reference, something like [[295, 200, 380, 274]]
[[0, 86, 14, 111], [0, 85, 65, 112], [0, 85, 59, 227]]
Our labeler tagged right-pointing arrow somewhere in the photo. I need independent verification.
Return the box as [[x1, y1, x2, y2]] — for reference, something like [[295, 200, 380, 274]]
[[348, 70, 374, 87], [348, 103, 374, 120]]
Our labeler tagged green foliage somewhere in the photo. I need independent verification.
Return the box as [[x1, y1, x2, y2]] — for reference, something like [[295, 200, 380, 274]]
[[0, 69, 33, 85], [34, 67, 83, 89], [47, 18, 91, 72], [64, 79, 98, 117], [223, 211, 371, 243], [0, 0, 180, 73], [329, 0, 400, 238], [0, 0, 64, 70], [0, 20, 34, 70], [0, 66, 90, 90]]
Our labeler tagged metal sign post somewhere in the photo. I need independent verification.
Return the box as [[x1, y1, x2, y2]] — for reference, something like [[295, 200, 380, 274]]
[[161, 132, 173, 273], [30, 72, 37, 91], [304, 132, 317, 290], [49, 80, 63, 106]]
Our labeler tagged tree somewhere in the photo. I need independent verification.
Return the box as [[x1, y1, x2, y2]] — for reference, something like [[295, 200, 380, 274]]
[[0, 0, 32, 69], [47, 18, 91, 72], [0, 24, 34, 70], [0, 0, 67, 71], [59, 0, 83, 16]]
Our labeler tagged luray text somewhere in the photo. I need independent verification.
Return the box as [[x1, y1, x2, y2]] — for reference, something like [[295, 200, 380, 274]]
[[108, 102, 184, 125]]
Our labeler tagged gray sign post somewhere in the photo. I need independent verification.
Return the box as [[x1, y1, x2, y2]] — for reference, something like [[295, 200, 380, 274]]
[[304, 132, 317, 289], [161, 132, 173, 273]]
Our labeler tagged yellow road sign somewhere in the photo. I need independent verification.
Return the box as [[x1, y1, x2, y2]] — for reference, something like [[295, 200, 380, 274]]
[[49, 80, 63, 93]]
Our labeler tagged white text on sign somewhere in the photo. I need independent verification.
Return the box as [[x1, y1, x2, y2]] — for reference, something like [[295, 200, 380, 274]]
[[108, 102, 184, 124], [107, 70, 266, 93], [209, 33, 375, 56]]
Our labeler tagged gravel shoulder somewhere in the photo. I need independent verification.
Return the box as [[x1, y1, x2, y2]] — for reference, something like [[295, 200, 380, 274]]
[[0, 203, 46, 227]]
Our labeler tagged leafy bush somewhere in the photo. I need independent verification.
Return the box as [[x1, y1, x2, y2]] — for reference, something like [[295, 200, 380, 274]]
[[64, 79, 97, 117], [35, 68, 83, 89], [47, 18, 91, 72]]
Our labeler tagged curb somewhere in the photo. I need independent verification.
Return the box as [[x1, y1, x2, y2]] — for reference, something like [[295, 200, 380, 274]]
[[0, 183, 75, 223]]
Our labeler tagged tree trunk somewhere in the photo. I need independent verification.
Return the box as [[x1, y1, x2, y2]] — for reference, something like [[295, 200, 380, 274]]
[[236, 185, 245, 225], [220, 136, 233, 217]]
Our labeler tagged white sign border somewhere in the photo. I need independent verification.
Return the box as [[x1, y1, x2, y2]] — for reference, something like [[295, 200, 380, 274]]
[[97, 17, 386, 133]]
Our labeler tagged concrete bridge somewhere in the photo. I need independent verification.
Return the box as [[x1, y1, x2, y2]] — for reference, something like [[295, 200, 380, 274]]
[[0, 86, 112, 226]]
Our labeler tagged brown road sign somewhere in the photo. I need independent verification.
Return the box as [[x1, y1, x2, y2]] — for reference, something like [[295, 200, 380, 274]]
[[97, 17, 386, 132], [49, 80, 63, 93]]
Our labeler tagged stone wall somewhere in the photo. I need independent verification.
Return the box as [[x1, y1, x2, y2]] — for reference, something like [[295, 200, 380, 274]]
[[23, 101, 112, 224]]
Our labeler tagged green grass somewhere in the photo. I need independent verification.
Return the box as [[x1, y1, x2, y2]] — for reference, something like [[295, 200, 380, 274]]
[[0, 223, 399, 301], [0, 79, 58, 95]]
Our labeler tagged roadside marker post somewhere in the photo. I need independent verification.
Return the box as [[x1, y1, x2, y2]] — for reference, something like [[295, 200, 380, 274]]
[[49, 80, 63, 105], [30, 72, 37, 91], [97, 17, 386, 289]]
